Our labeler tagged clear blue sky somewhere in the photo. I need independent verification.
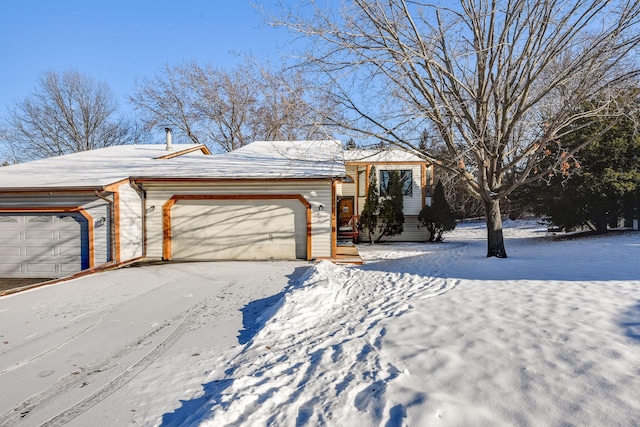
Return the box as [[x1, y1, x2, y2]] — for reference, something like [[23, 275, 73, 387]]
[[0, 1, 295, 118]]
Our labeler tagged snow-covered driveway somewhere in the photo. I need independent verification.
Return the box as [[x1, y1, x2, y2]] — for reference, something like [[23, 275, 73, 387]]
[[0, 260, 311, 426]]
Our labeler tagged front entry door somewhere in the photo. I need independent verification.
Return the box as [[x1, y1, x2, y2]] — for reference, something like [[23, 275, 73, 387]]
[[338, 197, 354, 227]]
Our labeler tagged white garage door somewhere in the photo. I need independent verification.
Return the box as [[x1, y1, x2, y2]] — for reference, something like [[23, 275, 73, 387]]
[[171, 199, 307, 260], [0, 213, 89, 278]]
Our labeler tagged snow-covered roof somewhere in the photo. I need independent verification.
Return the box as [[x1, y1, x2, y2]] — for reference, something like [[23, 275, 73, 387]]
[[342, 148, 428, 163], [135, 140, 346, 181], [0, 144, 207, 190], [0, 140, 346, 191]]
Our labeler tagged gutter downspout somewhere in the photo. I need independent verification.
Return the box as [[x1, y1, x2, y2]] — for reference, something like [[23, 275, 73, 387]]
[[129, 180, 147, 257], [95, 190, 117, 264]]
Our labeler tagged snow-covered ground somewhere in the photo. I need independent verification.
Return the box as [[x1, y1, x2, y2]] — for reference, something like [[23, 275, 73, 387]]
[[1, 221, 639, 426]]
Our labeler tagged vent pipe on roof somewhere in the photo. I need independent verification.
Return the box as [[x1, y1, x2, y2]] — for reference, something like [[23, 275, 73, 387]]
[[165, 127, 173, 151]]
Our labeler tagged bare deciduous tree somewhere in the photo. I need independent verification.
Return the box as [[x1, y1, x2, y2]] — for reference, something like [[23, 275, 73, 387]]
[[276, 0, 640, 257], [1, 70, 144, 161], [129, 60, 336, 152]]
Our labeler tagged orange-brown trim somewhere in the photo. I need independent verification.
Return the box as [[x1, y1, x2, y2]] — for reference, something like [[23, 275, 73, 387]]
[[162, 194, 313, 261], [154, 145, 212, 159], [0, 206, 95, 269], [134, 177, 336, 184], [162, 198, 176, 260], [355, 168, 359, 214], [346, 161, 431, 166], [331, 180, 338, 257], [104, 178, 131, 192], [0, 179, 129, 194], [365, 164, 371, 196], [0, 187, 105, 194]]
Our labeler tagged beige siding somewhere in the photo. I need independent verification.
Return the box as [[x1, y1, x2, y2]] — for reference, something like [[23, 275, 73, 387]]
[[376, 164, 423, 215], [341, 165, 358, 199], [349, 163, 427, 216], [117, 181, 144, 261], [355, 165, 368, 216], [142, 180, 333, 259], [83, 199, 110, 265], [346, 161, 430, 242], [361, 215, 430, 243]]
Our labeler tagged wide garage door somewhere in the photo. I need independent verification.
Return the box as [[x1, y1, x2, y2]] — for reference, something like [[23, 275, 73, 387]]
[[171, 199, 307, 260], [0, 213, 89, 278]]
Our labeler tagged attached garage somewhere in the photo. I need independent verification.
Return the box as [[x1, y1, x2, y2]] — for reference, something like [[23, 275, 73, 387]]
[[0, 213, 90, 278], [0, 140, 344, 277], [164, 195, 311, 261]]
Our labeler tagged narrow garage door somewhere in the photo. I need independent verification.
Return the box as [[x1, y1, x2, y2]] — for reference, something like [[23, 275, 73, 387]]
[[171, 199, 307, 260], [0, 213, 89, 278]]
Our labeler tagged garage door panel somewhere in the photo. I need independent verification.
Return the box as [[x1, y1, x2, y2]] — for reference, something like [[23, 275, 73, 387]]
[[25, 246, 56, 256], [0, 246, 21, 256], [26, 263, 57, 273], [171, 199, 306, 260], [59, 229, 83, 238], [0, 262, 22, 274], [25, 230, 55, 240], [0, 230, 20, 239], [0, 213, 89, 278]]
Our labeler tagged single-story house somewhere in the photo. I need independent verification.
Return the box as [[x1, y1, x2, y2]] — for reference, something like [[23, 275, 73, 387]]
[[0, 138, 433, 278]]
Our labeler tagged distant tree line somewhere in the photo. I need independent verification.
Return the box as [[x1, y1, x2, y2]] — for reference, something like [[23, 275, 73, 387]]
[[0, 60, 338, 164], [0, 70, 147, 163]]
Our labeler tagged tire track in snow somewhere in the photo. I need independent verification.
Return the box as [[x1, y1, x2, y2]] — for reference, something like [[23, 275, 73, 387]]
[[0, 281, 236, 427], [0, 279, 181, 377], [0, 301, 130, 377]]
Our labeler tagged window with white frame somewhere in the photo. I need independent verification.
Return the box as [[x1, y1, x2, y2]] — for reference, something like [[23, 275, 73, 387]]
[[380, 169, 413, 196]]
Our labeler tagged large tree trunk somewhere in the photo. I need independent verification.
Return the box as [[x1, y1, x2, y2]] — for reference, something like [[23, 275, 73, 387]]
[[485, 199, 507, 258]]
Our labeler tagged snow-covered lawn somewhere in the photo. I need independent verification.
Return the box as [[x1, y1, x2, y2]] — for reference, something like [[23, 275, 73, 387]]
[[1, 221, 639, 426]]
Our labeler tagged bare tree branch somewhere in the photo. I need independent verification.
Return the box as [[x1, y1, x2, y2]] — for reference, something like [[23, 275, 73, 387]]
[[129, 60, 338, 153], [1, 70, 145, 162], [274, 0, 640, 257]]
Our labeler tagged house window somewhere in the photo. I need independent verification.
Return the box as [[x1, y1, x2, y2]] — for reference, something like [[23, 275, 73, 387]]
[[380, 170, 413, 196], [358, 169, 366, 197]]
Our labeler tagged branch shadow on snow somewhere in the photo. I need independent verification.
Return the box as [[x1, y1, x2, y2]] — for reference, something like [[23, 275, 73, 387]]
[[358, 235, 640, 282], [159, 265, 311, 427], [619, 303, 640, 342]]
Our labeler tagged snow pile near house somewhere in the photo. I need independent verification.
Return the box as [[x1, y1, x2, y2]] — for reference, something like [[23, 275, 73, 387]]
[[185, 258, 460, 426], [186, 221, 640, 426]]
